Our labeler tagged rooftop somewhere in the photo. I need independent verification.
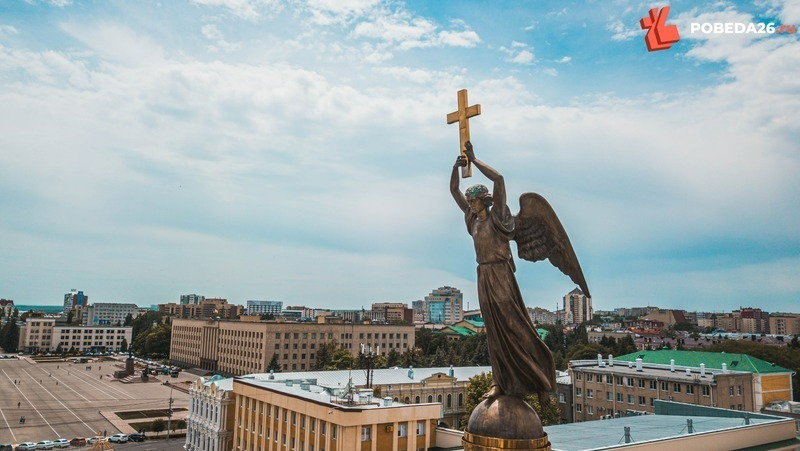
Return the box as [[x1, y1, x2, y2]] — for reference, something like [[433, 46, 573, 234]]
[[544, 408, 794, 451], [242, 365, 492, 388], [615, 350, 792, 374]]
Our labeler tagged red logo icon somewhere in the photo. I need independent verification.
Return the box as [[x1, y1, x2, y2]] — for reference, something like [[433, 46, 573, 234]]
[[640, 6, 680, 51]]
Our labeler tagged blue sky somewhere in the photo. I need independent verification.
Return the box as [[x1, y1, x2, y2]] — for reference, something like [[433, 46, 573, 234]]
[[0, 0, 798, 313]]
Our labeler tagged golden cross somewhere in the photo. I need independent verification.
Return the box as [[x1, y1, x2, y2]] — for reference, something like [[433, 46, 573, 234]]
[[446, 89, 481, 178]]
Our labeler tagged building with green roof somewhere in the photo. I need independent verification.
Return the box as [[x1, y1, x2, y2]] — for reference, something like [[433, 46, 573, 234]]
[[568, 349, 794, 423]]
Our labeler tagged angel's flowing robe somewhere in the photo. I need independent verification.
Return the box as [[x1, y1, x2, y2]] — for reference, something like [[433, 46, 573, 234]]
[[465, 205, 556, 397]]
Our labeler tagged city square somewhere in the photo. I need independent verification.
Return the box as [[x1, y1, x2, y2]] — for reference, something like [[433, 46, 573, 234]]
[[0, 357, 190, 446]]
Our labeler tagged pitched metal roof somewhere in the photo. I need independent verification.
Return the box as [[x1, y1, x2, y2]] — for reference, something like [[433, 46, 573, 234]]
[[615, 350, 791, 374]]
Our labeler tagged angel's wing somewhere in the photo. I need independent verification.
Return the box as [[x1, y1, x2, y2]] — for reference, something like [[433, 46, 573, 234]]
[[514, 192, 591, 298]]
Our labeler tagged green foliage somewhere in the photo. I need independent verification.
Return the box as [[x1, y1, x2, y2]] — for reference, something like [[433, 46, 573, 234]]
[[314, 341, 334, 370], [0, 319, 19, 353], [66, 310, 74, 325], [124, 313, 133, 326], [459, 372, 560, 430], [260, 313, 275, 320], [130, 311, 171, 357], [268, 354, 280, 372], [151, 418, 166, 435], [120, 338, 128, 353], [328, 347, 355, 370], [461, 372, 492, 429]]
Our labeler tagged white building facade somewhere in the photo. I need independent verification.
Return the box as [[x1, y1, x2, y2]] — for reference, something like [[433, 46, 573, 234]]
[[82, 303, 139, 326], [186, 375, 235, 451]]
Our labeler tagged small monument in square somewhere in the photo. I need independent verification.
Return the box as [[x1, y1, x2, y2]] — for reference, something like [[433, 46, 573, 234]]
[[447, 89, 590, 451]]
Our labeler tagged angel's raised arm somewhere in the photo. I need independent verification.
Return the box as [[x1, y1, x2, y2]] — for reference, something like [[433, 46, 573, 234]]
[[450, 156, 469, 212], [466, 143, 507, 216]]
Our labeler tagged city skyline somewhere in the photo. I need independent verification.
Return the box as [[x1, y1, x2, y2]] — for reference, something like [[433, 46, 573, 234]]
[[1, 1, 798, 312]]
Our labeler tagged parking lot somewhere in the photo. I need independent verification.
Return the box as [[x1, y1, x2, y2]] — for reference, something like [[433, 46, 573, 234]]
[[0, 356, 193, 447]]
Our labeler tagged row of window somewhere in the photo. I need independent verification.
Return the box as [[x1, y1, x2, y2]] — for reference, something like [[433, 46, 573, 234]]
[[576, 384, 710, 399]]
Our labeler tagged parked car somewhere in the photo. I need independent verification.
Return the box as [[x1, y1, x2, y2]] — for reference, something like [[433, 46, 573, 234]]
[[14, 443, 36, 451], [36, 440, 55, 449], [108, 434, 128, 443], [0, 444, 14, 451], [51, 439, 69, 449], [69, 437, 86, 446], [128, 433, 146, 442], [86, 437, 104, 445]]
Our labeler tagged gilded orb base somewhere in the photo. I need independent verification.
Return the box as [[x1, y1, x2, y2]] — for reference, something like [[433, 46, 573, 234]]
[[463, 395, 551, 451]]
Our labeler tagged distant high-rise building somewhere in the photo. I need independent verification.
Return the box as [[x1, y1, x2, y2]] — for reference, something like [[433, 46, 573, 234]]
[[63, 289, 87, 314], [82, 303, 139, 326], [424, 287, 463, 325], [563, 288, 592, 325], [738, 307, 769, 334], [181, 294, 205, 305], [246, 300, 283, 316]]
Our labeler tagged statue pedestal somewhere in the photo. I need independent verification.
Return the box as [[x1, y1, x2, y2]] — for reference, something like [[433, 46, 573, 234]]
[[463, 395, 551, 451]]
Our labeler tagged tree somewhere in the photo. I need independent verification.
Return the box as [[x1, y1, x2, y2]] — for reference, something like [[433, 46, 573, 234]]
[[123, 313, 133, 326], [268, 354, 281, 372], [327, 347, 355, 370], [386, 349, 401, 367], [0, 319, 19, 353], [260, 313, 275, 321], [66, 310, 74, 325], [315, 342, 334, 370], [460, 372, 560, 430], [120, 338, 128, 353], [55, 344, 63, 355], [151, 418, 165, 436]]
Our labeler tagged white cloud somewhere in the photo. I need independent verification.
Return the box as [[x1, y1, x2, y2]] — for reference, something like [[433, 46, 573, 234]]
[[305, 0, 382, 25], [500, 42, 535, 65], [351, 8, 479, 51], [512, 49, 534, 64], [555, 56, 571, 63], [60, 22, 165, 66], [547, 8, 567, 17], [541, 67, 558, 76], [606, 19, 640, 41], [0, 25, 18, 38], [201, 24, 242, 52], [190, 0, 282, 21]]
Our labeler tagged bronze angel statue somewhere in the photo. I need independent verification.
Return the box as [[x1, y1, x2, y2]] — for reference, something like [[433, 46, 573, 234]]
[[450, 141, 590, 401]]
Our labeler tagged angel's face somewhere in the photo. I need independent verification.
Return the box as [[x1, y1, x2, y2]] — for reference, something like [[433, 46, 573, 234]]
[[467, 197, 486, 214]]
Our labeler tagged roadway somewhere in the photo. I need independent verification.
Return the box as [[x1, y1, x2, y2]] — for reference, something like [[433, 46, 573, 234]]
[[0, 357, 191, 447]]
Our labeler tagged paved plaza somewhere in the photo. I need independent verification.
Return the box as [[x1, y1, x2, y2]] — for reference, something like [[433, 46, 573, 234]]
[[0, 356, 193, 446]]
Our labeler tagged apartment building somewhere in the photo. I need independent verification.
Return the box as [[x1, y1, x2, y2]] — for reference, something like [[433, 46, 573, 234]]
[[769, 313, 800, 336], [21, 318, 132, 353], [569, 350, 794, 422], [159, 298, 244, 320], [169, 319, 415, 375], [563, 288, 592, 325], [82, 302, 138, 326]]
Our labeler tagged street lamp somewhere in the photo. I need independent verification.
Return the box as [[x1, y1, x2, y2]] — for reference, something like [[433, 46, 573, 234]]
[[167, 383, 174, 440]]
